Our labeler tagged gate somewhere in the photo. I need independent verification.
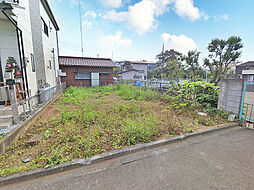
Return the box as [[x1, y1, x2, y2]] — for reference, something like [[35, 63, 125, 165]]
[[240, 82, 254, 126]]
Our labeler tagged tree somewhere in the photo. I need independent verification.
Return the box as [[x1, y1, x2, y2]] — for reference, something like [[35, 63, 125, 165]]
[[156, 49, 182, 63], [147, 68, 161, 80], [183, 50, 201, 81], [204, 36, 243, 84], [183, 66, 207, 81], [113, 67, 122, 78], [156, 49, 184, 82]]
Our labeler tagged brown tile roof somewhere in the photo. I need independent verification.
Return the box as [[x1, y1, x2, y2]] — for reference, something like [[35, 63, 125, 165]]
[[59, 56, 116, 68]]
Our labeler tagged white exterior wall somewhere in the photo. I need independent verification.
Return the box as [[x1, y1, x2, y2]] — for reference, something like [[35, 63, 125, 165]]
[[131, 64, 147, 72], [14, 0, 38, 96], [39, 1, 59, 88], [121, 70, 145, 80], [0, 0, 59, 96], [0, 0, 38, 96], [0, 19, 19, 79], [120, 63, 147, 80]]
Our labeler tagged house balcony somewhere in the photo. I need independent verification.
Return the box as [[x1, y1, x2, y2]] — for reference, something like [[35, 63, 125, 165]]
[[0, 0, 17, 20], [242, 70, 254, 75]]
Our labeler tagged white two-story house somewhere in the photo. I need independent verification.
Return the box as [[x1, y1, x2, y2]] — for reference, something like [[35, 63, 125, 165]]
[[236, 61, 254, 82], [118, 61, 155, 81], [0, 0, 60, 98]]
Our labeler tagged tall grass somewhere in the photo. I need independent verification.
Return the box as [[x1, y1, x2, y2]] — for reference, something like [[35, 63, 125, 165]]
[[62, 84, 161, 104]]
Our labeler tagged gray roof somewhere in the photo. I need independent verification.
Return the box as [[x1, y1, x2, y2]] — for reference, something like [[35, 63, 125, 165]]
[[124, 61, 155, 65], [59, 56, 116, 68], [236, 61, 254, 67]]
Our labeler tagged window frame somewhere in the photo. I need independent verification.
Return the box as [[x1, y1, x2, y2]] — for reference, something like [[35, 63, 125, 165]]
[[49, 60, 52, 69], [41, 17, 49, 37], [75, 72, 91, 80], [31, 53, 35, 72]]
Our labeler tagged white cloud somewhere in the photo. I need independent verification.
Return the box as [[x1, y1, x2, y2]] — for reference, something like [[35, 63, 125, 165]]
[[102, 0, 206, 34], [100, 31, 132, 49], [214, 14, 229, 21], [161, 33, 171, 42], [84, 10, 97, 19], [102, 0, 122, 8], [103, 0, 171, 34], [83, 20, 92, 28], [127, 0, 157, 34], [83, 10, 97, 28], [102, 10, 127, 22], [161, 33, 197, 55], [174, 0, 202, 21]]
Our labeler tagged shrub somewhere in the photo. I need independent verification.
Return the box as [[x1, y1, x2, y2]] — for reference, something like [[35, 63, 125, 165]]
[[166, 81, 220, 113]]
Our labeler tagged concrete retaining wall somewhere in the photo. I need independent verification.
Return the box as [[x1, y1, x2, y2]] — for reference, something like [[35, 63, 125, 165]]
[[218, 78, 244, 117], [0, 91, 63, 155]]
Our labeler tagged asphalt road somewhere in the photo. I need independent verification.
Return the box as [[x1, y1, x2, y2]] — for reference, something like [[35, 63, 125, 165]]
[[2, 127, 254, 190]]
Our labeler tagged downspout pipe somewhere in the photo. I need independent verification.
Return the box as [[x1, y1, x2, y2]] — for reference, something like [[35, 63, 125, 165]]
[[56, 31, 61, 84], [1, 8, 30, 101], [16, 28, 26, 97]]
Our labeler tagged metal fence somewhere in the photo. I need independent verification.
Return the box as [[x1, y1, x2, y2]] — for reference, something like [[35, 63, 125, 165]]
[[16, 82, 66, 122], [116, 79, 171, 91], [240, 82, 254, 127], [63, 78, 173, 89]]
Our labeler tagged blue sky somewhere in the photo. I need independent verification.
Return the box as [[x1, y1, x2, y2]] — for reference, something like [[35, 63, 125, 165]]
[[49, 0, 254, 63]]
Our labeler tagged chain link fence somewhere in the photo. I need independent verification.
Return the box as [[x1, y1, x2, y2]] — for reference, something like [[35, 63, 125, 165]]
[[241, 83, 254, 128]]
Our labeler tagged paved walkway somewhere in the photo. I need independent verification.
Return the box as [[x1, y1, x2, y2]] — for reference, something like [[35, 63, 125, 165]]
[[2, 127, 254, 190]]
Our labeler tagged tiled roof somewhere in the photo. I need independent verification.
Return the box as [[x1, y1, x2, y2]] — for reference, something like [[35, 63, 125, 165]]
[[118, 69, 138, 74], [124, 61, 155, 65], [59, 56, 116, 68], [236, 61, 254, 67]]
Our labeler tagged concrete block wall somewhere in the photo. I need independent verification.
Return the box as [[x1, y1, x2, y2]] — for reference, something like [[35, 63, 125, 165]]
[[218, 78, 244, 117]]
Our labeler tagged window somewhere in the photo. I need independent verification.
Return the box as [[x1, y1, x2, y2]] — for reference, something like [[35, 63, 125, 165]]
[[41, 17, 49, 36], [49, 60, 52, 69], [138, 70, 145, 73], [75, 72, 91, 80], [31, 53, 35, 72], [133, 75, 142, 79]]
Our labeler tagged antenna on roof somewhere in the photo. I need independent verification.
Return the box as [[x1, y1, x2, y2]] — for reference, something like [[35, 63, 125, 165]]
[[78, 0, 84, 57]]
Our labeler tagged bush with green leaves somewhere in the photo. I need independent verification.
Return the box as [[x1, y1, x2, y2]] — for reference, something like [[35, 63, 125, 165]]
[[166, 81, 220, 113]]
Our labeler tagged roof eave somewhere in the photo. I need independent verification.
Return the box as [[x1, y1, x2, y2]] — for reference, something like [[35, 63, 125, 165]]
[[40, 0, 59, 31]]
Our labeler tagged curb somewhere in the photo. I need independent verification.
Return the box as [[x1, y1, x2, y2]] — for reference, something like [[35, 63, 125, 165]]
[[0, 122, 238, 186]]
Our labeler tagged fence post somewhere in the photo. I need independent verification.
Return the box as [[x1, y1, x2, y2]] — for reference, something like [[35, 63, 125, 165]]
[[9, 85, 20, 124], [239, 82, 247, 119]]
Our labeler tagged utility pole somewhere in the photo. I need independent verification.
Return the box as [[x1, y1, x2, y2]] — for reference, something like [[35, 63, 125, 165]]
[[78, 0, 84, 57], [161, 44, 164, 81], [112, 50, 114, 60]]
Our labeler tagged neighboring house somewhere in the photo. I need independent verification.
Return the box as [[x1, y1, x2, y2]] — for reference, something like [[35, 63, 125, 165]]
[[0, 0, 60, 97], [59, 56, 115, 87], [118, 61, 155, 81], [147, 63, 156, 71], [236, 61, 254, 82]]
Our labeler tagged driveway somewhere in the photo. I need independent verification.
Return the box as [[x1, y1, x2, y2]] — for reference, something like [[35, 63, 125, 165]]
[[2, 127, 254, 190]]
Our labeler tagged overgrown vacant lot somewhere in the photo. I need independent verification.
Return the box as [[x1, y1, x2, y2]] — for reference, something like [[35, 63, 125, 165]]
[[0, 84, 229, 176]]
